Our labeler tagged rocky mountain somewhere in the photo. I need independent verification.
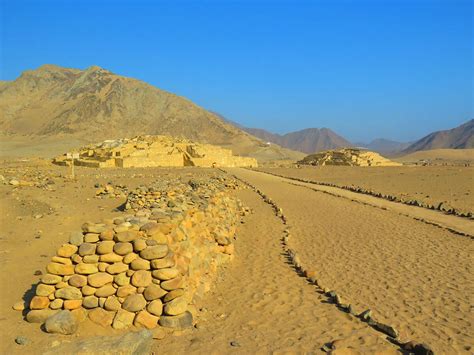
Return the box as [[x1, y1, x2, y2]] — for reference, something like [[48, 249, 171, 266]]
[[354, 138, 412, 155], [402, 119, 474, 154], [0, 64, 302, 161], [217, 119, 352, 154]]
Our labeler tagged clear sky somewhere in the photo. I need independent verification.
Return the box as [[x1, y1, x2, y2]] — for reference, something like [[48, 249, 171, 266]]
[[1, 0, 472, 142]]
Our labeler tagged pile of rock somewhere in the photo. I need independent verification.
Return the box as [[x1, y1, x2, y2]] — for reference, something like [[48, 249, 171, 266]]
[[94, 183, 128, 199], [20, 175, 246, 334], [298, 148, 401, 167]]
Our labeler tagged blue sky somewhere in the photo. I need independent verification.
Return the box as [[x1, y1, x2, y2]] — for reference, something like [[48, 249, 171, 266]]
[[1, 0, 472, 142]]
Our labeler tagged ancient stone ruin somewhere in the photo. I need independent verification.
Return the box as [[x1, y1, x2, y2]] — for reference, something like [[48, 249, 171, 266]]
[[298, 148, 402, 167], [21, 175, 248, 334], [53, 135, 258, 168]]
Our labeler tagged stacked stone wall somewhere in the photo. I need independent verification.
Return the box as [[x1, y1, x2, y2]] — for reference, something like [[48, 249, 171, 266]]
[[22, 176, 247, 333]]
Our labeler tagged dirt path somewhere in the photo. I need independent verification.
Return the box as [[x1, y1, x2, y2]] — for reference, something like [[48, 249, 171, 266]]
[[227, 168, 473, 354], [255, 169, 474, 237], [154, 188, 398, 354]]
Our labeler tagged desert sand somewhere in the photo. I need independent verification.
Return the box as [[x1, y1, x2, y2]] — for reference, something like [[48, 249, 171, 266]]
[[259, 165, 474, 217], [0, 157, 472, 354]]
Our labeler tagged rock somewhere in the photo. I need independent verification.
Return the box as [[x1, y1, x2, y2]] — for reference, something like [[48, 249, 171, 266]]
[[95, 284, 117, 297], [50, 299, 64, 309], [57, 244, 78, 258], [163, 297, 187, 316], [140, 245, 169, 260], [83, 295, 99, 309], [75, 263, 99, 274], [36, 284, 56, 296], [152, 267, 179, 280], [114, 242, 133, 256], [151, 256, 175, 269], [112, 309, 136, 329], [107, 262, 128, 274], [88, 308, 116, 327], [68, 274, 87, 287], [114, 230, 138, 243], [82, 223, 107, 234], [78, 243, 97, 256], [51, 256, 72, 265], [122, 294, 147, 312], [403, 342, 434, 355], [131, 270, 152, 287], [81, 285, 97, 296], [373, 322, 399, 338], [30, 296, 50, 309], [12, 301, 26, 311], [88, 272, 114, 287], [161, 277, 183, 291], [143, 284, 167, 301], [84, 233, 100, 243], [159, 311, 193, 329], [15, 336, 29, 345], [100, 229, 115, 241], [83, 254, 100, 263], [41, 274, 62, 284], [97, 241, 115, 254], [147, 299, 163, 316], [26, 309, 58, 323], [117, 284, 137, 298], [359, 309, 372, 321], [69, 231, 84, 246], [63, 299, 83, 310], [130, 258, 150, 270], [114, 272, 130, 286], [47, 262, 74, 276], [123, 252, 138, 264], [134, 310, 159, 329], [230, 341, 241, 347], [100, 253, 123, 263], [55, 287, 82, 300], [163, 289, 184, 303], [104, 296, 122, 311], [43, 330, 153, 355], [133, 239, 148, 252], [71, 307, 88, 322]]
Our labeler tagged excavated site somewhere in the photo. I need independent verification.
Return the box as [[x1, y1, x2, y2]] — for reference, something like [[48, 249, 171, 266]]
[[0, 151, 473, 354]]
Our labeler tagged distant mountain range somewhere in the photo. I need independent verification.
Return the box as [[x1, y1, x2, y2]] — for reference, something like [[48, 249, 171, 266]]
[[1, 64, 471, 159], [401, 119, 473, 154]]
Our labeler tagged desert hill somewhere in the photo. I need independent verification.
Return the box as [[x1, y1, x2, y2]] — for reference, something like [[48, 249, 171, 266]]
[[402, 119, 473, 154], [216, 114, 352, 154], [0, 65, 302, 161]]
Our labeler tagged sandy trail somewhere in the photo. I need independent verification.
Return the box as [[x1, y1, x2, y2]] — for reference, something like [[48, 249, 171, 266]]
[[229, 168, 474, 354], [256, 169, 474, 237], [154, 188, 398, 354]]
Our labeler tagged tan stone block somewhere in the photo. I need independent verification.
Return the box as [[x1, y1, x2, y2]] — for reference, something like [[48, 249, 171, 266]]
[[89, 308, 115, 327], [63, 299, 82, 310], [30, 296, 50, 309], [134, 310, 159, 329], [47, 262, 75, 276], [57, 244, 78, 258]]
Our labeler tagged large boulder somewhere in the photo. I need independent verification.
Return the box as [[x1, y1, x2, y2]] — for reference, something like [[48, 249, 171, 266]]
[[44, 310, 78, 335]]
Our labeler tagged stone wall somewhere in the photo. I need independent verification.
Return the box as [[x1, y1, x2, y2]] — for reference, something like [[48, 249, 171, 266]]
[[22, 175, 248, 334]]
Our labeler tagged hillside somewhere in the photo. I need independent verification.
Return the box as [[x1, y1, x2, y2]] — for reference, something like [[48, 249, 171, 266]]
[[402, 119, 473, 153], [225, 123, 352, 154], [0, 65, 300, 161]]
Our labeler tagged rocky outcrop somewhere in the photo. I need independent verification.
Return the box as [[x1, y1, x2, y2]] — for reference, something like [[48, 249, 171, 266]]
[[53, 135, 257, 168]]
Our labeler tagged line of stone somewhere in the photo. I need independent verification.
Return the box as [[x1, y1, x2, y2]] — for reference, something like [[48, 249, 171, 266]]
[[253, 169, 473, 220], [252, 169, 473, 239], [227, 171, 434, 355]]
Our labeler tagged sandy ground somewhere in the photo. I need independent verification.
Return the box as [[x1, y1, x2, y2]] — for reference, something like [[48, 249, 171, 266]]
[[259, 166, 474, 215], [1, 159, 472, 354], [230, 168, 473, 354]]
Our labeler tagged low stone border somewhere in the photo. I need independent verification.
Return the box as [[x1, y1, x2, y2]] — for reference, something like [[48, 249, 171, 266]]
[[227, 171, 434, 355], [254, 169, 473, 220]]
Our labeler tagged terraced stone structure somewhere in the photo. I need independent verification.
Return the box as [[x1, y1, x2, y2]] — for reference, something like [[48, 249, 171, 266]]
[[298, 148, 401, 167], [23, 175, 247, 332], [53, 135, 258, 168]]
